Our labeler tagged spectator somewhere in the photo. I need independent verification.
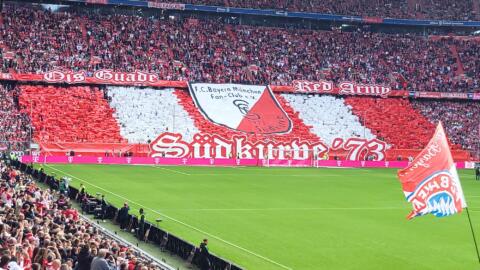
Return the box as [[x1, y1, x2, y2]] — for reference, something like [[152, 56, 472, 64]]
[[76, 245, 93, 270], [0, 161, 162, 270], [198, 239, 211, 270], [137, 209, 145, 241], [117, 203, 130, 231], [91, 249, 113, 270]]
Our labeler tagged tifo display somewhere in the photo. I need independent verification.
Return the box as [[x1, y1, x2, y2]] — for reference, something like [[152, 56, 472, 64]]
[[0, 82, 473, 160]]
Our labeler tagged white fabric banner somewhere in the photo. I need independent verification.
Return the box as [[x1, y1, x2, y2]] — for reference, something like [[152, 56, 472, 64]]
[[188, 83, 291, 134]]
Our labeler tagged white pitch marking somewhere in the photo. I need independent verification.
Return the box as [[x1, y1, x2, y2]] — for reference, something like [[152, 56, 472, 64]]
[[187, 173, 342, 177], [152, 166, 191, 176], [44, 165, 293, 270], [157, 207, 405, 212]]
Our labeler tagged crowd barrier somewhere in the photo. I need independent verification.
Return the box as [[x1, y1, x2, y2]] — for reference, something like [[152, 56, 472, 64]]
[[12, 160, 242, 270], [20, 155, 474, 169]]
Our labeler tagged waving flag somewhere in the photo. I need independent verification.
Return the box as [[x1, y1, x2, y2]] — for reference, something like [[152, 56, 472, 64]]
[[397, 122, 467, 219]]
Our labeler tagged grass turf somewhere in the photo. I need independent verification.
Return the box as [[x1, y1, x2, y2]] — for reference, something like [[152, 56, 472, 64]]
[[38, 164, 479, 270]]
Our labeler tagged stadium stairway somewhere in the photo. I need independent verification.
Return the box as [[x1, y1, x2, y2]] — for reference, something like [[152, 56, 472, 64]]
[[475, 0, 480, 19], [407, 0, 417, 14], [174, 89, 322, 144], [449, 44, 465, 76], [19, 85, 125, 144], [225, 25, 237, 42]]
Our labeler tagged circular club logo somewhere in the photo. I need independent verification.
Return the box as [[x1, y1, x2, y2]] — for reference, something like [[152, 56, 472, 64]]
[[409, 172, 463, 217]]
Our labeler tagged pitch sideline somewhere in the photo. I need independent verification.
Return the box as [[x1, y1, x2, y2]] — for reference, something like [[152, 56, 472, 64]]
[[156, 207, 405, 212], [152, 166, 191, 175]]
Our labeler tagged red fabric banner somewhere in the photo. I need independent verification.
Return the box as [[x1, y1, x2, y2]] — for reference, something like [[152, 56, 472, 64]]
[[0, 70, 477, 100]]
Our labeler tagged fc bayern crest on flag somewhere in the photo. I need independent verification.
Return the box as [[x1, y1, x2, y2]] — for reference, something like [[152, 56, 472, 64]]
[[188, 83, 292, 134], [397, 122, 467, 219]]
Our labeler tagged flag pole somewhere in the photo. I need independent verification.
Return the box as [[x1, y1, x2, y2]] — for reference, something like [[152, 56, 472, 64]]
[[466, 207, 480, 263]]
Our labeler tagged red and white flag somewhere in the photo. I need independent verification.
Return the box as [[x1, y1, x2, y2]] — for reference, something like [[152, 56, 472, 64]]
[[188, 83, 291, 134], [397, 122, 467, 219]]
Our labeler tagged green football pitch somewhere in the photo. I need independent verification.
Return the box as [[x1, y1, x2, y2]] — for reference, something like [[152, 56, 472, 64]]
[[39, 164, 479, 270]]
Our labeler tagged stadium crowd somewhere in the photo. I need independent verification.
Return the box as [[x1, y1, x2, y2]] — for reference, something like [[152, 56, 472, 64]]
[[456, 40, 480, 87], [157, 0, 477, 21], [0, 160, 163, 270], [412, 100, 480, 157], [1, 5, 478, 93], [0, 84, 30, 151]]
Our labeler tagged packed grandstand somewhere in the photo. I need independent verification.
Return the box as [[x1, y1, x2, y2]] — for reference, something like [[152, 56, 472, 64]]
[[0, 0, 479, 269]]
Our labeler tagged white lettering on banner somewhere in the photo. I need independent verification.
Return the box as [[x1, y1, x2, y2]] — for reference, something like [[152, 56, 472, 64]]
[[407, 130, 444, 171], [148, 2, 185, 10], [213, 136, 232, 159], [338, 82, 391, 97], [293, 80, 334, 93], [342, 138, 366, 160], [291, 140, 310, 160], [150, 133, 190, 158], [43, 70, 162, 85], [366, 139, 386, 161], [44, 70, 86, 84], [330, 137, 388, 161], [255, 144, 266, 159], [235, 137, 254, 159], [192, 134, 212, 158], [150, 132, 387, 161], [293, 80, 391, 97], [93, 70, 158, 84]]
